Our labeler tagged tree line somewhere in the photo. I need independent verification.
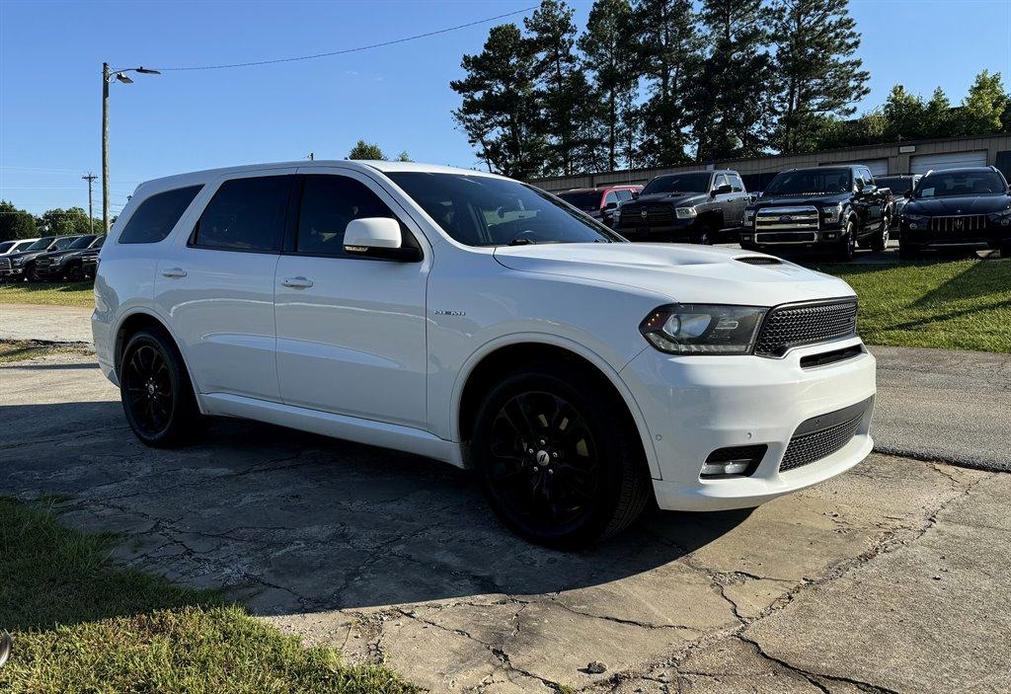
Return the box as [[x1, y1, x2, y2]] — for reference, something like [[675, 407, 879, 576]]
[[0, 202, 102, 243], [451, 0, 1011, 180]]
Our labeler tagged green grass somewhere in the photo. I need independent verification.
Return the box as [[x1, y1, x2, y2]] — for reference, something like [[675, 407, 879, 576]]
[[813, 258, 1011, 353], [0, 281, 94, 307], [0, 340, 92, 363], [0, 498, 417, 694]]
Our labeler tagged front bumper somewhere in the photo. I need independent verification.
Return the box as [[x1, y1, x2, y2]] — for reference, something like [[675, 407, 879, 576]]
[[739, 226, 846, 249], [621, 337, 875, 511]]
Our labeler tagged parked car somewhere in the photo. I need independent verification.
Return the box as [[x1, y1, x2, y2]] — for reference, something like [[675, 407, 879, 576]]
[[0, 235, 85, 281], [94, 160, 876, 546], [1, 238, 38, 255], [614, 170, 749, 244], [557, 185, 641, 228], [876, 175, 921, 229], [899, 166, 1011, 258], [740, 165, 893, 260], [34, 234, 105, 281]]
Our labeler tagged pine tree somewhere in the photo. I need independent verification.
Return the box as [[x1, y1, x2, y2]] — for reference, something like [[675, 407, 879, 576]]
[[579, 0, 639, 171], [770, 0, 870, 154], [524, 0, 595, 176], [632, 0, 702, 166], [451, 24, 546, 179], [692, 0, 773, 161]]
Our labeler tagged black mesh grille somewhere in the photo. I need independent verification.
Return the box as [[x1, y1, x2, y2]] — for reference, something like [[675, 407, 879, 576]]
[[755, 299, 857, 357], [780, 399, 870, 473]]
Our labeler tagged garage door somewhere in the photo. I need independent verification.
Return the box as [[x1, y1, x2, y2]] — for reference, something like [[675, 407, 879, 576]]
[[822, 159, 888, 177], [910, 150, 987, 174]]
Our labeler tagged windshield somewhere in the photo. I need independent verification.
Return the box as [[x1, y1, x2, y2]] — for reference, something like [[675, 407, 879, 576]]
[[765, 169, 852, 195], [387, 172, 622, 247], [641, 173, 711, 195], [92, 236, 105, 248], [914, 170, 1006, 198], [68, 234, 97, 250], [25, 237, 56, 251], [52, 236, 79, 250], [0, 241, 13, 253], [557, 190, 602, 211]]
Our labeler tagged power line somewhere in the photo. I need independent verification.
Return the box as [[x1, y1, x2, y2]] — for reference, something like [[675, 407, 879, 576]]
[[152, 6, 536, 72]]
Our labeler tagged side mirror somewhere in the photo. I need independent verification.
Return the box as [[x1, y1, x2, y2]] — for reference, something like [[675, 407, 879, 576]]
[[631, 191, 640, 199], [604, 201, 618, 211], [344, 217, 421, 262], [711, 183, 732, 197], [903, 189, 913, 199]]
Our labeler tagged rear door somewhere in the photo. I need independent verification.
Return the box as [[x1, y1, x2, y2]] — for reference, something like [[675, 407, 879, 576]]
[[154, 170, 295, 401], [273, 168, 430, 429]]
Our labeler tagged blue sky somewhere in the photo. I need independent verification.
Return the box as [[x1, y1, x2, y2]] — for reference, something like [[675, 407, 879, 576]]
[[1, 0, 1009, 215]]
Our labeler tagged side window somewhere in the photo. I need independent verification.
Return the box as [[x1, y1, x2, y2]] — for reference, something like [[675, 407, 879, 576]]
[[730, 175, 745, 192], [192, 176, 291, 252], [296, 175, 401, 257], [119, 185, 202, 244], [603, 191, 619, 206], [714, 174, 730, 191], [862, 168, 875, 186], [616, 190, 633, 202]]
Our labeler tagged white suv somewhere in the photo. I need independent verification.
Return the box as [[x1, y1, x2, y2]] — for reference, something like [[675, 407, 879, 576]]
[[93, 161, 876, 546]]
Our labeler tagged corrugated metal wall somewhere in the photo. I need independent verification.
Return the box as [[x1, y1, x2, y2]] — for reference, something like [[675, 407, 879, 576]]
[[530, 135, 1011, 192]]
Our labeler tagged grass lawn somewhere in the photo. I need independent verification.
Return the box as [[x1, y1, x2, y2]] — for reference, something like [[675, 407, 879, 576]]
[[813, 258, 1011, 353], [0, 497, 416, 694], [0, 281, 94, 307], [0, 340, 92, 364]]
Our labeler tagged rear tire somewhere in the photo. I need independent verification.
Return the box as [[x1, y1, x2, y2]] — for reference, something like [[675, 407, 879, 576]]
[[471, 362, 651, 547], [119, 329, 200, 448]]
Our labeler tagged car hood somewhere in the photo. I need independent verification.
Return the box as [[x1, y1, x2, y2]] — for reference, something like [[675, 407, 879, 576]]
[[626, 192, 708, 207], [5, 249, 48, 262], [493, 243, 855, 306], [36, 249, 80, 261], [752, 193, 850, 209], [904, 194, 1011, 215]]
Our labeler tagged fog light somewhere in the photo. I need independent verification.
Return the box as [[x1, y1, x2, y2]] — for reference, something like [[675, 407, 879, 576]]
[[825, 232, 838, 239], [741, 234, 753, 242], [701, 444, 767, 478]]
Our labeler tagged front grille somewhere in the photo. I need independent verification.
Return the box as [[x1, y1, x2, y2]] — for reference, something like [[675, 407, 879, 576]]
[[780, 398, 872, 473], [618, 204, 674, 228], [755, 299, 858, 357], [0, 258, 10, 270], [929, 215, 987, 234], [755, 206, 820, 230]]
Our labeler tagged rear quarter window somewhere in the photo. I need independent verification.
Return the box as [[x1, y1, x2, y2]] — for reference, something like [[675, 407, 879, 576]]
[[119, 185, 203, 244]]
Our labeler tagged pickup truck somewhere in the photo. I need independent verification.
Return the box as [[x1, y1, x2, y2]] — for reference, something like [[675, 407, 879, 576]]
[[614, 170, 750, 244], [740, 165, 893, 261]]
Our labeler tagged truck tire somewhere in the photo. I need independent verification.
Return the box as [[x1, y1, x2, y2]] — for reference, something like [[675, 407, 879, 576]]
[[834, 220, 856, 261], [471, 361, 651, 547], [872, 218, 890, 252]]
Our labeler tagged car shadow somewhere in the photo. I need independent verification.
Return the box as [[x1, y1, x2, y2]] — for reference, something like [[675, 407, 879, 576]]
[[0, 401, 751, 621]]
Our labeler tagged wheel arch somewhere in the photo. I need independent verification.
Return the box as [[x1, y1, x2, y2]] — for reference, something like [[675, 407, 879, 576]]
[[113, 309, 203, 411], [453, 336, 661, 479]]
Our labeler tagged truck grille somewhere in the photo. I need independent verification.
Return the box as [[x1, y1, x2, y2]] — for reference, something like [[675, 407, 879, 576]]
[[928, 215, 987, 233], [0, 257, 10, 271], [780, 397, 871, 473], [618, 204, 673, 228], [754, 299, 858, 357], [755, 206, 820, 231]]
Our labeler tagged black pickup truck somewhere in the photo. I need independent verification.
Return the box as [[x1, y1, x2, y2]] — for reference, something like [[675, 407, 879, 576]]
[[614, 170, 750, 244], [739, 165, 893, 261]]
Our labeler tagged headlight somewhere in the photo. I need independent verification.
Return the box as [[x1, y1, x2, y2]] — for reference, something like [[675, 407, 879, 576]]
[[675, 206, 697, 219], [12, 257, 25, 267], [822, 203, 843, 223], [640, 304, 767, 355]]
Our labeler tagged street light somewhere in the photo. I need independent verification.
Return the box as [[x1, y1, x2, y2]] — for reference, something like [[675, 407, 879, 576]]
[[102, 64, 160, 232]]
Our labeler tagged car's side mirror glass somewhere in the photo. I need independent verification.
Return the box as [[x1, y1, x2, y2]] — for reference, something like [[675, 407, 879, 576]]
[[604, 201, 618, 210], [344, 217, 421, 262], [712, 184, 732, 196], [631, 192, 639, 199]]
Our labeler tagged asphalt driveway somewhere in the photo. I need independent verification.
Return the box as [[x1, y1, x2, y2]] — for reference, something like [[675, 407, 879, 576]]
[[1, 352, 1009, 692]]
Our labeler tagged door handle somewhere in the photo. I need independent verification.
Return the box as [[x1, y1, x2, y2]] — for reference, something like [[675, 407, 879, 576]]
[[161, 267, 187, 278], [281, 276, 313, 289]]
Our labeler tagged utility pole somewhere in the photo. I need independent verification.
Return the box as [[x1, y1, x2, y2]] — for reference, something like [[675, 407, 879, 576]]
[[102, 62, 110, 233], [82, 172, 97, 234]]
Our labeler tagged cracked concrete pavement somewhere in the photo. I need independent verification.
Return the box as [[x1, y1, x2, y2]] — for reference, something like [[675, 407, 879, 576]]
[[2, 352, 1009, 693]]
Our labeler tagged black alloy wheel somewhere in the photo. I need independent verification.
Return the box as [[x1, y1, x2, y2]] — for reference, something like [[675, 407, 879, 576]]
[[473, 364, 651, 547], [835, 220, 856, 261], [120, 329, 199, 447], [872, 217, 890, 252]]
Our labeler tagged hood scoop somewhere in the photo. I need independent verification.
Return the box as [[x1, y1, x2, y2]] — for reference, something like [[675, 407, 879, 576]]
[[735, 256, 783, 266]]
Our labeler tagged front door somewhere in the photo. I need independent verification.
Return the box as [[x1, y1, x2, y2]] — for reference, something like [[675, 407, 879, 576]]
[[274, 169, 430, 429]]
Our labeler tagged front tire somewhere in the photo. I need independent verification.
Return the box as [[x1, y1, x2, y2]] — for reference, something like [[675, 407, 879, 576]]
[[120, 329, 200, 448], [834, 220, 856, 261], [471, 362, 651, 547], [871, 219, 890, 252]]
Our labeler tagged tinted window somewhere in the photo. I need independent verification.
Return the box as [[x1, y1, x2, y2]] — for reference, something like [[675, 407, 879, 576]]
[[877, 176, 912, 193], [296, 175, 401, 257], [642, 173, 711, 195], [120, 185, 202, 244], [714, 174, 730, 190], [730, 175, 745, 192], [388, 172, 620, 247], [0, 241, 13, 253], [53, 236, 79, 250], [193, 177, 290, 252], [616, 190, 634, 202], [68, 234, 97, 250], [25, 237, 56, 251], [557, 190, 602, 211], [765, 169, 852, 195], [604, 191, 619, 205], [915, 170, 1006, 198]]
